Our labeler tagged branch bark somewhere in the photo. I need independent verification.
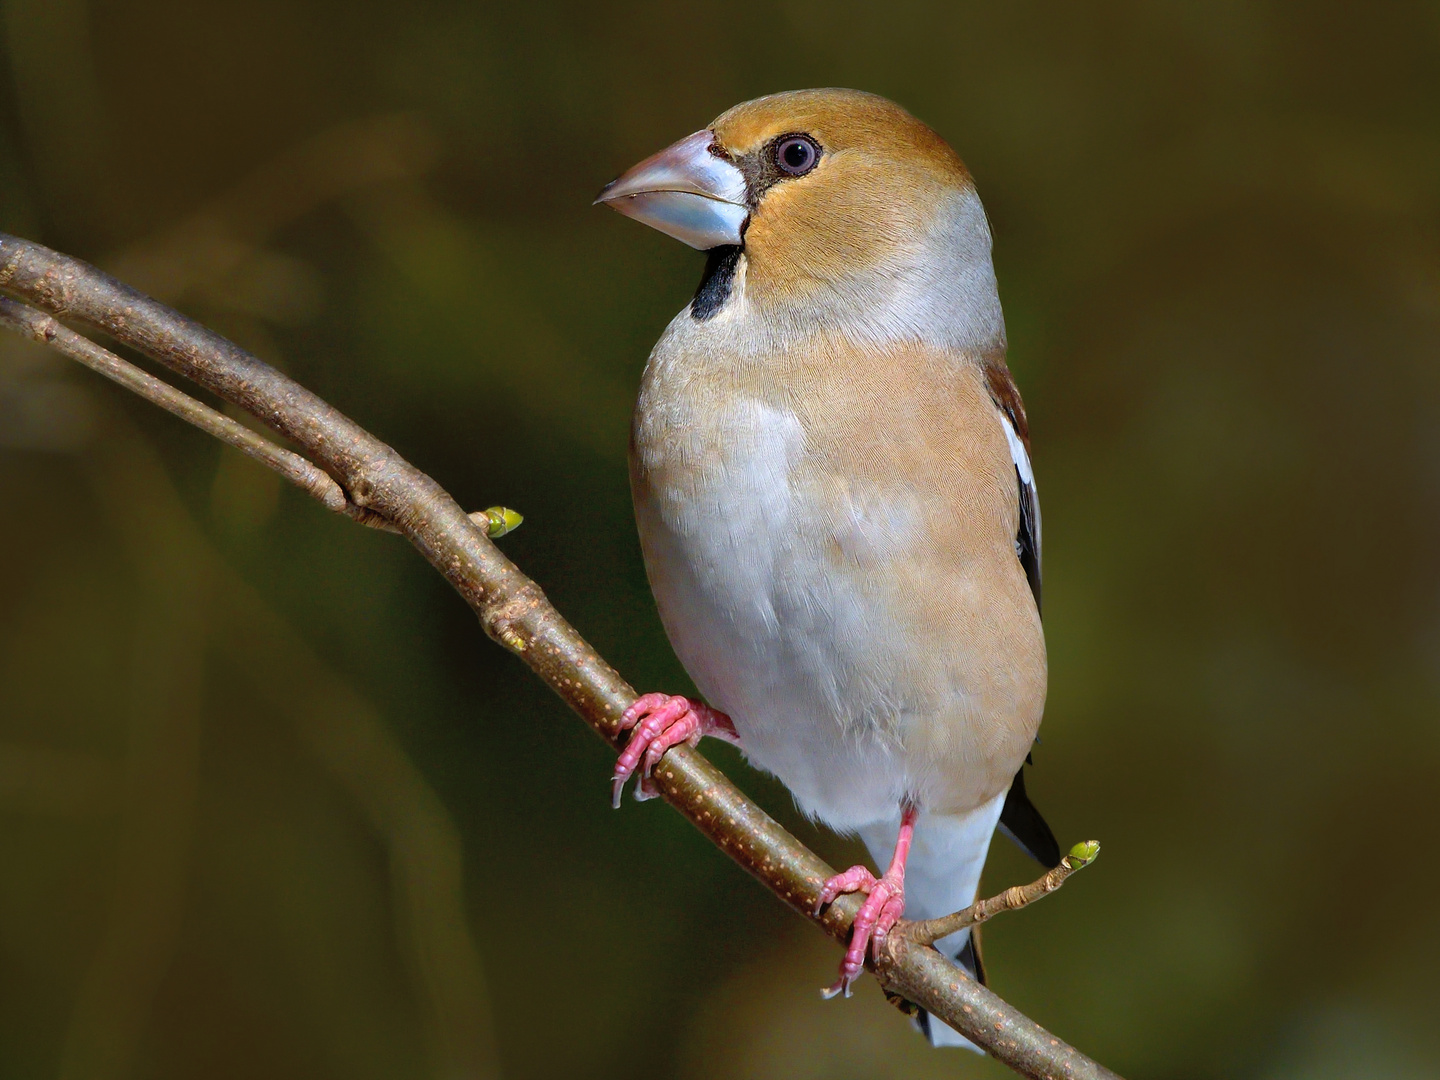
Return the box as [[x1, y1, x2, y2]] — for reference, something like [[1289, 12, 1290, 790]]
[[0, 231, 1120, 1080]]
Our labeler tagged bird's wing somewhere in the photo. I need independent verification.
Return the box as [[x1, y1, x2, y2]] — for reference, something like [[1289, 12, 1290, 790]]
[[983, 356, 1060, 869], [983, 355, 1041, 616]]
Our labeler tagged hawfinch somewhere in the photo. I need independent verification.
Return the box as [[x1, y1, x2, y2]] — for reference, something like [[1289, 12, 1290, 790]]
[[596, 88, 1059, 1047]]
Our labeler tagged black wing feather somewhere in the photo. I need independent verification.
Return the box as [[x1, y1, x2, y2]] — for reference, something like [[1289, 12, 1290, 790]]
[[1016, 466, 1042, 616], [985, 361, 1060, 870]]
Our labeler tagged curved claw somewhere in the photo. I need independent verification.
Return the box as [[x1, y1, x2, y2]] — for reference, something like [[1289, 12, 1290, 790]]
[[817, 863, 906, 999], [612, 694, 733, 807]]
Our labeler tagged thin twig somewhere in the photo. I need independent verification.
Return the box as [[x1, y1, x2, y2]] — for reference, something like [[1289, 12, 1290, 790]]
[[0, 232, 1120, 1080], [356, 505, 524, 538], [0, 295, 348, 512], [902, 841, 1101, 947], [0, 294, 525, 541]]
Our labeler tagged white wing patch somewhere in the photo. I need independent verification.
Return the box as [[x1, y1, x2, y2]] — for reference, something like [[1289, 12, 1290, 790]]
[[1000, 409, 1034, 486], [999, 411, 1041, 551]]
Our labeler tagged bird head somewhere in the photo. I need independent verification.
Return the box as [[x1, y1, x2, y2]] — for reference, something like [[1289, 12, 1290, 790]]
[[596, 88, 1003, 349]]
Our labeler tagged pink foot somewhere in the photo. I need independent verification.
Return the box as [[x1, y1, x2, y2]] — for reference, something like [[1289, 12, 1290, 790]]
[[814, 802, 920, 999], [612, 693, 738, 807], [815, 865, 907, 998]]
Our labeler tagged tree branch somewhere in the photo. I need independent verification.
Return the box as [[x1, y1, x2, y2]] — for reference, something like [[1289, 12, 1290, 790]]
[[0, 294, 348, 511], [0, 232, 1120, 1080]]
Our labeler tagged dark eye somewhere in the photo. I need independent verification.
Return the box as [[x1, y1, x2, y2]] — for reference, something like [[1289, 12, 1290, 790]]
[[775, 135, 820, 177]]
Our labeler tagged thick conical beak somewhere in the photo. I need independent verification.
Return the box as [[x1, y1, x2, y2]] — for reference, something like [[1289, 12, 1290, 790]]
[[594, 130, 748, 250]]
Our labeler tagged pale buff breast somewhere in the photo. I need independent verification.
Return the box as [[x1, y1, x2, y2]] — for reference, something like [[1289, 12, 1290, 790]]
[[630, 315, 1045, 827]]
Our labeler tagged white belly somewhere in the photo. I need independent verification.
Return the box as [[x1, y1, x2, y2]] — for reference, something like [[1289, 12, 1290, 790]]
[[633, 396, 927, 830]]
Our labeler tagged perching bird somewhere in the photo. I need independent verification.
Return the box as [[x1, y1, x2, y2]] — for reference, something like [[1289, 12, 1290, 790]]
[[596, 88, 1060, 1047]]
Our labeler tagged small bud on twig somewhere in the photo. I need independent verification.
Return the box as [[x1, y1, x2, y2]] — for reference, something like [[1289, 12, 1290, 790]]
[[1065, 840, 1101, 869], [478, 506, 523, 538]]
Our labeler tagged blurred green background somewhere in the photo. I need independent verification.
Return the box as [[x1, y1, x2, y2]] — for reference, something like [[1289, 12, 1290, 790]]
[[1, 2, 1438, 1078]]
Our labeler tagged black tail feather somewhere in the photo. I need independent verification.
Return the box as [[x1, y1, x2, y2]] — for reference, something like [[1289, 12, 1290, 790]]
[[998, 766, 1061, 869]]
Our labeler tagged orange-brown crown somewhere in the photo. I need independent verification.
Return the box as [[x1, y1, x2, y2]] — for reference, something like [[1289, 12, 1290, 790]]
[[711, 88, 970, 188], [707, 90, 978, 307]]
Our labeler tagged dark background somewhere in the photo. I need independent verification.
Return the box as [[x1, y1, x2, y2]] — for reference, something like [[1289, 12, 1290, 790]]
[[1, 2, 1438, 1078]]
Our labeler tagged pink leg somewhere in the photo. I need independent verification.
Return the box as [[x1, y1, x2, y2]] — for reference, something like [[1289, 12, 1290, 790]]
[[815, 802, 919, 999], [612, 693, 739, 807]]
